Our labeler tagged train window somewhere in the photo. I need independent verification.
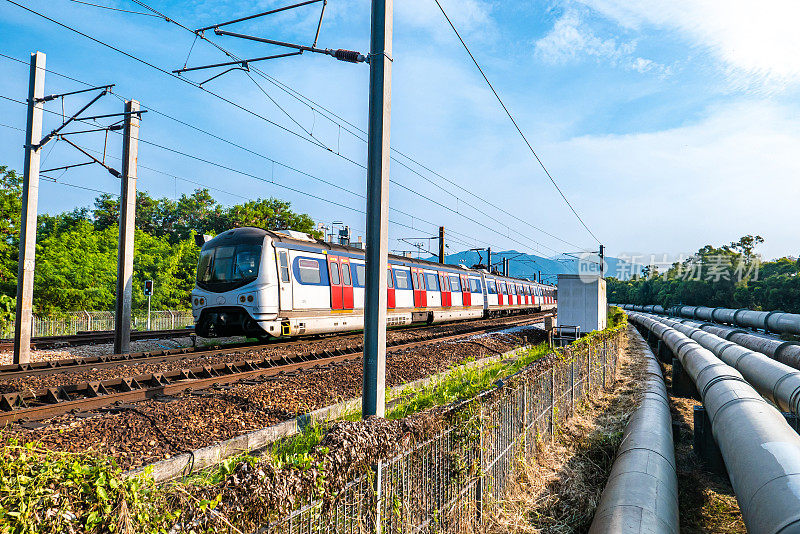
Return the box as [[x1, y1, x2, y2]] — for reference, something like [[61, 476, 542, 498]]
[[412, 272, 419, 290], [395, 269, 410, 289], [441, 276, 450, 292], [470, 278, 482, 293], [296, 258, 321, 284], [450, 275, 461, 291], [330, 262, 340, 285], [499, 282, 507, 294], [487, 280, 496, 294], [387, 269, 394, 288], [425, 273, 439, 291], [354, 264, 366, 286], [342, 264, 351, 286]]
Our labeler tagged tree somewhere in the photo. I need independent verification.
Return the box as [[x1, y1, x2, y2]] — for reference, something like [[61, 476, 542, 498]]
[[0, 166, 21, 297], [0, 165, 322, 313]]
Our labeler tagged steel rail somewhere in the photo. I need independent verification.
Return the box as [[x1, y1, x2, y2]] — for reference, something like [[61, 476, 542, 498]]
[[629, 312, 800, 534], [0, 312, 553, 379], [0, 315, 550, 424], [0, 327, 196, 351]]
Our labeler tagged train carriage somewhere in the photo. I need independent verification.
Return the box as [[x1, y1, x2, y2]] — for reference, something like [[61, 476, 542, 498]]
[[192, 227, 556, 338]]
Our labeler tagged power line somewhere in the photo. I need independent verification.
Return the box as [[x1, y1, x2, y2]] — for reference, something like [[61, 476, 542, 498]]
[[64, 0, 158, 17], [0, 13, 566, 257], [432, 0, 601, 245], [59, 0, 589, 254], [1, 92, 484, 251], [135, 0, 590, 253], [0, 51, 548, 256], [0, 7, 507, 249]]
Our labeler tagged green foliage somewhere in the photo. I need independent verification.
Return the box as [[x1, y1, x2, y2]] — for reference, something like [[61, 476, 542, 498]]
[[0, 437, 178, 534], [386, 344, 552, 420], [0, 164, 319, 313], [608, 236, 800, 312], [0, 166, 21, 298]]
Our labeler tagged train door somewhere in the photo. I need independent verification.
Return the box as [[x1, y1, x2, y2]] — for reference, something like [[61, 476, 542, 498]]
[[340, 257, 354, 309], [517, 284, 523, 305], [277, 249, 293, 311], [412, 268, 426, 307], [387, 268, 395, 309], [496, 280, 503, 306], [439, 272, 451, 307], [327, 256, 343, 310], [461, 275, 471, 306]]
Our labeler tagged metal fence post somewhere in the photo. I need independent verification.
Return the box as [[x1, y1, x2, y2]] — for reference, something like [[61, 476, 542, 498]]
[[570, 356, 575, 414]]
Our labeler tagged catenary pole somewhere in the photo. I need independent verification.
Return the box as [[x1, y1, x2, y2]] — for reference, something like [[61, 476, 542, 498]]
[[438, 226, 445, 263], [14, 51, 46, 365], [362, 2, 391, 531], [362, 0, 392, 419], [113, 100, 140, 354]]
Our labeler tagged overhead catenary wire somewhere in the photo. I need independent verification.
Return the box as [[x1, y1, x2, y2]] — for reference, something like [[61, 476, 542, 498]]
[[11, 0, 589, 255], [64, 0, 158, 17], [131, 0, 591, 253], [0, 7, 575, 256], [1, 93, 485, 251], [0, 73, 545, 256], [431, 0, 601, 246]]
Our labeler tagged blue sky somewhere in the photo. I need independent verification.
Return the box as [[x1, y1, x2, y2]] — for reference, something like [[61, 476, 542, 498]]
[[1, 0, 798, 261]]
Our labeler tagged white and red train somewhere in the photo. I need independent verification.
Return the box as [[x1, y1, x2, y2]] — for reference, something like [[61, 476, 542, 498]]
[[191, 227, 556, 338]]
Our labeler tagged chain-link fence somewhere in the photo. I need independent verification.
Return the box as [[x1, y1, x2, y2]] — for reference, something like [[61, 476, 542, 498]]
[[265, 330, 623, 534], [0, 310, 194, 338]]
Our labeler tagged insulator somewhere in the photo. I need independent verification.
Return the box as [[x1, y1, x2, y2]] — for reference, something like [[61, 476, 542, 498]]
[[334, 49, 362, 63]]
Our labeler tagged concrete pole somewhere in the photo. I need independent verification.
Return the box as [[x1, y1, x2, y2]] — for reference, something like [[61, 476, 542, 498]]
[[13, 52, 46, 365], [113, 100, 139, 354], [438, 226, 445, 264], [362, 0, 392, 419]]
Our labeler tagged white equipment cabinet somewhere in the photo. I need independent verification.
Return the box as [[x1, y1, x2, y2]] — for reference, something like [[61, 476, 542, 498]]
[[556, 274, 607, 334]]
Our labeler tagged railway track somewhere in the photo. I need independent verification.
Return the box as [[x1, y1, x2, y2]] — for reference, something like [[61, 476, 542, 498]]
[[0, 313, 550, 425], [0, 327, 196, 351]]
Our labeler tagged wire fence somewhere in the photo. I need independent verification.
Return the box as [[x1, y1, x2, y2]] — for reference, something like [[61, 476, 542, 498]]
[[265, 330, 623, 533], [0, 310, 194, 338]]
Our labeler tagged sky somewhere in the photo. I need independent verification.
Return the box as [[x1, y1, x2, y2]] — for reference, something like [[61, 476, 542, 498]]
[[0, 0, 798, 261]]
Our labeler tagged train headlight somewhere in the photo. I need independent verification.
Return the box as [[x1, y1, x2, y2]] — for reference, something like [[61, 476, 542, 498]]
[[240, 295, 246, 303], [247, 295, 254, 303], [199, 298, 205, 305]]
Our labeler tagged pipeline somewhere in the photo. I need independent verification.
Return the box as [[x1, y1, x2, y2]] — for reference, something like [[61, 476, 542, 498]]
[[614, 303, 800, 336], [674, 318, 800, 370], [628, 312, 800, 534], [588, 333, 678, 534], [646, 314, 800, 415]]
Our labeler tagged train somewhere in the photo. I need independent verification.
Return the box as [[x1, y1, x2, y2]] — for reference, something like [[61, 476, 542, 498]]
[[191, 227, 557, 338]]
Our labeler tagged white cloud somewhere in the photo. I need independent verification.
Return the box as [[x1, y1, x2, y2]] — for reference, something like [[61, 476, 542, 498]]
[[394, 0, 496, 42], [576, 0, 800, 91], [534, 9, 670, 76], [536, 100, 800, 258]]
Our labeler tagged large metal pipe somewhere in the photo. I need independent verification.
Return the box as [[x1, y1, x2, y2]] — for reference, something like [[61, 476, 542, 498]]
[[629, 312, 800, 534], [589, 335, 678, 534], [622, 304, 800, 336], [648, 314, 800, 415], [678, 319, 800, 370]]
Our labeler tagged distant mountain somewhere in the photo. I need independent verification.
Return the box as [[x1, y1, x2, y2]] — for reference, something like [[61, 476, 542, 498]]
[[423, 250, 643, 281]]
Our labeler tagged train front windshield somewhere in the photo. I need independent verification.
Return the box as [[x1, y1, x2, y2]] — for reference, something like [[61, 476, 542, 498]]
[[196, 243, 262, 292]]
